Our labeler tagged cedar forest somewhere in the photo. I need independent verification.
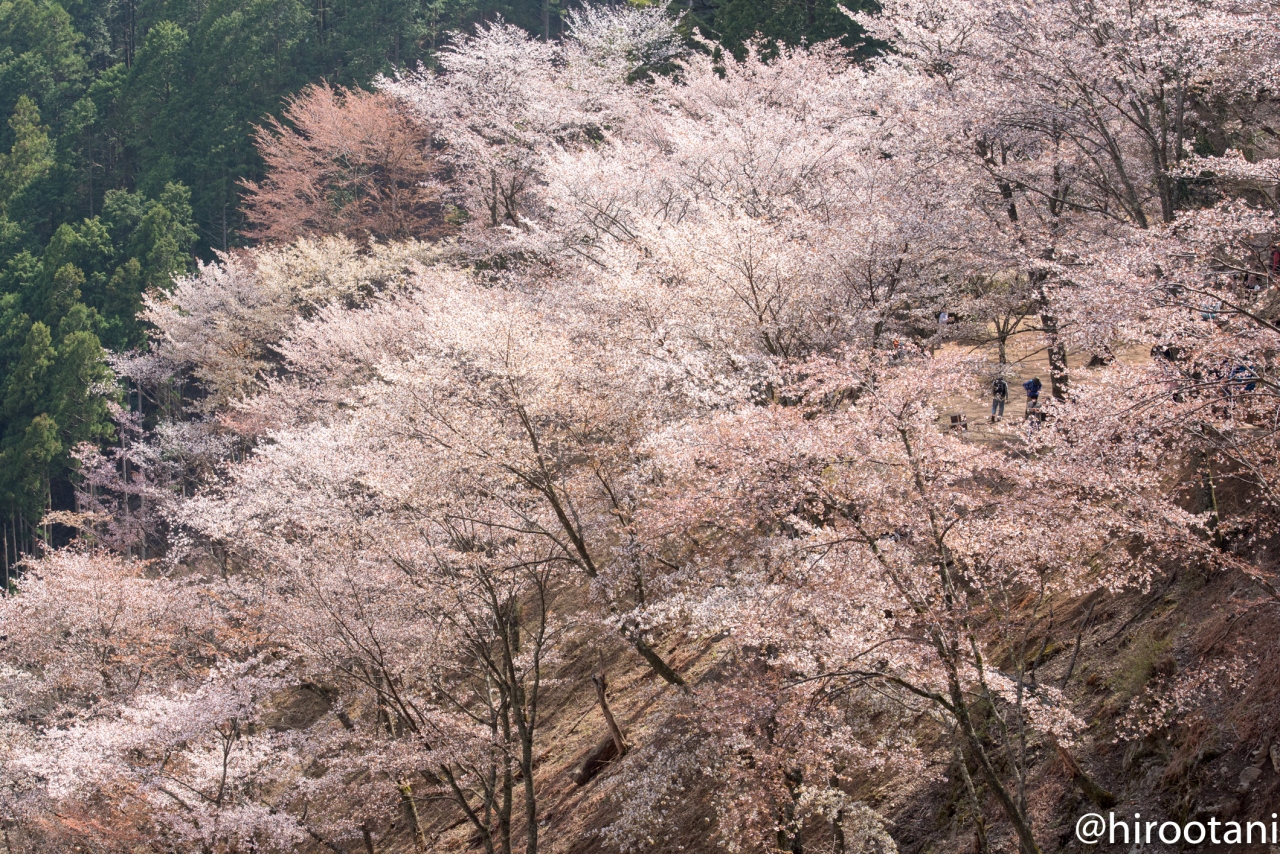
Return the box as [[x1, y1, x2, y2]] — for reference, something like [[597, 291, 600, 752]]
[[1, 0, 1280, 852]]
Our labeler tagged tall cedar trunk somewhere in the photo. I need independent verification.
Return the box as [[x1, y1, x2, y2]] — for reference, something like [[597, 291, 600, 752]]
[[499, 579, 539, 854], [512, 643, 539, 854]]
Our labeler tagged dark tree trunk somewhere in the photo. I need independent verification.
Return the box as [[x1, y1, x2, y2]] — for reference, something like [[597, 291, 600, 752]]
[[593, 673, 627, 757]]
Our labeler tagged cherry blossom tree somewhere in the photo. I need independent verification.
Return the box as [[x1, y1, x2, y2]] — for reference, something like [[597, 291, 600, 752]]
[[0, 549, 286, 851], [856, 0, 1280, 396], [241, 83, 447, 243], [382, 4, 683, 250], [624, 353, 1199, 852]]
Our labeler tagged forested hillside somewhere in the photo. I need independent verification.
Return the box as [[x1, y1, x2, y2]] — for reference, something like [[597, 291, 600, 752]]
[[0, 0, 868, 577], [3, 1, 1280, 853]]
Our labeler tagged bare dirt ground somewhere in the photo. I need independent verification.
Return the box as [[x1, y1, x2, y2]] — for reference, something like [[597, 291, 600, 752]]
[[931, 330, 1152, 441]]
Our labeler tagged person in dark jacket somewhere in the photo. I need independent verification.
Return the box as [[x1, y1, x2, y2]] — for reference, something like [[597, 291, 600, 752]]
[[991, 377, 1008, 422], [1023, 377, 1042, 418]]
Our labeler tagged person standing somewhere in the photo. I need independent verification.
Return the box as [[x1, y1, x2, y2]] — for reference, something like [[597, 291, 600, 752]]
[[929, 311, 949, 356], [1023, 376, 1042, 418], [991, 376, 1008, 422]]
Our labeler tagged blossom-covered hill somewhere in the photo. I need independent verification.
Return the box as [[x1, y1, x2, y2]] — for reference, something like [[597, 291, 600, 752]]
[[3, 2, 1280, 851]]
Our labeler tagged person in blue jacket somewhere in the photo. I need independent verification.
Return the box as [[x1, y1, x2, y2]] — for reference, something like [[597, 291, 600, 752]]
[[1023, 377, 1042, 418]]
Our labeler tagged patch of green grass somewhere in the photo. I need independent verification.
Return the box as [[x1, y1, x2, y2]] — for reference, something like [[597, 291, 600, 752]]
[[1112, 630, 1173, 701]]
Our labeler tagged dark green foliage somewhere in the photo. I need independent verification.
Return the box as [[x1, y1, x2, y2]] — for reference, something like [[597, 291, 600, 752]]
[[687, 0, 877, 57], [0, 93, 194, 544], [0, 95, 56, 208], [0, 0, 88, 140], [0, 314, 114, 522], [2, 180, 195, 348]]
